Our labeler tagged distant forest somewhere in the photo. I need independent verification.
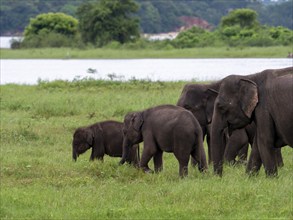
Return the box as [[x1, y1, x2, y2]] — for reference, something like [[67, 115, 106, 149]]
[[0, 0, 292, 35]]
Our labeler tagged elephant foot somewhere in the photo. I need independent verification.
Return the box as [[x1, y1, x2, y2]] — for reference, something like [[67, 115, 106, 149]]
[[265, 168, 278, 177], [142, 167, 154, 174]]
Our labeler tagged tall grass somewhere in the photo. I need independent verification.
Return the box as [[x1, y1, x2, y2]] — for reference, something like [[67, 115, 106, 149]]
[[1, 80, 292, 219], [1, 46, 292, 59]]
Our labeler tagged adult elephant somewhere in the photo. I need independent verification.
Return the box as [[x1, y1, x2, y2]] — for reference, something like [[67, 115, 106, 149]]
[[72, 120, 139, 166], [211, 67, 293, 176], [119, 105, 207, 177], [177, 81, 253, 164]]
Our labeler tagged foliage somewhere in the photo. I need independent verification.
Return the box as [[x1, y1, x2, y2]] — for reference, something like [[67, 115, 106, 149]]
[[24, 12, 78, 37], [0, 81, 292, 219], [216, 8, 293, 47], [21, 12, 79, 48], [220, 8, 259, 29], [0, 0, 292, 36], [172, 27, 221, 48], [76, 0, 140, 46]]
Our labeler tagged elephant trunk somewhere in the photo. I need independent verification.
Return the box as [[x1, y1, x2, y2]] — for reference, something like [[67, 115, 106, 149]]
[[119, 138, 130, 165], [210, 112, 227, 176]]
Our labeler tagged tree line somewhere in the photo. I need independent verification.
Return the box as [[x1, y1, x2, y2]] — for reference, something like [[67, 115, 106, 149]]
[[1, 0, 292, 36], [6, 0, 293, 49]]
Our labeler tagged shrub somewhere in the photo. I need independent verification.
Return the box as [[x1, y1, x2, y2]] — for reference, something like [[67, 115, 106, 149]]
[[22, 12, 79, 48], [172, 27, 218, 48]]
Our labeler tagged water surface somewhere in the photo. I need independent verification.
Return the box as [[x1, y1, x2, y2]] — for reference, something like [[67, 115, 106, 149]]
[[1, 58, 292, 85]]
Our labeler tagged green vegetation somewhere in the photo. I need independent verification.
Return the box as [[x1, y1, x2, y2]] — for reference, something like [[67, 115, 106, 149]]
[[1, 0, 292, 35], [76, 0, 140, 46], [1, 80, 292, 219], [20, 12, 79, 48], [11, 4, 293, 49], [0, 46, 291, 59]]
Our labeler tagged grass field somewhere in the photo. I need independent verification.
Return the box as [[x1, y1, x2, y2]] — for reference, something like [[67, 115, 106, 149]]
[[1, 80, 292, 219], [1, 46, 292, 59]]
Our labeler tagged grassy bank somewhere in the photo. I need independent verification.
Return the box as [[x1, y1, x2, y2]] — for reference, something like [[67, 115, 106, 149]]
[[1, 80, 292, 219], [1, 46, 292, 59]]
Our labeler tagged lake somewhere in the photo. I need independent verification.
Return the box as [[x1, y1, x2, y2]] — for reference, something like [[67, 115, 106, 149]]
[[0, 58, 292, 85], [1, 35, 292, 84]]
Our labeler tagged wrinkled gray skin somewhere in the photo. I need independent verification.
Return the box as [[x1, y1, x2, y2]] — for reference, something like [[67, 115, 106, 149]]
[[211, 67, 293, 176], [72, 120, 139, 166], [119, 105, 208, 177], [177, 82, 254, 165]]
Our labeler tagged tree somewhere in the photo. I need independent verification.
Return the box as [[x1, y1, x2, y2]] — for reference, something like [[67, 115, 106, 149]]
[[137, 1, 161, 33], [219, 9, 260, 46], [220, 8, 259, 29], [24, 12, 78, 37], [22, 12, 79, 48], [76, 0, 140, 46]]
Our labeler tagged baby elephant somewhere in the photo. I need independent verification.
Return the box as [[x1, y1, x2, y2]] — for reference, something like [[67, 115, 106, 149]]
[[120, 105, 208, 177], [72, 120, 139, 166]]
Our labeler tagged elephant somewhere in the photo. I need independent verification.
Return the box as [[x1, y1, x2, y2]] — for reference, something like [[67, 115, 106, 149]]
[[177, 81, 254, 165], [119, 104, 208, 177], [72, 120, 139, 166], [211, 66, 293, 176]]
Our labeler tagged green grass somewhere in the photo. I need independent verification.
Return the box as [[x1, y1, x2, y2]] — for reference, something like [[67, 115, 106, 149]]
[[1, 80, 292, 219], [1, 46, 292, 59]]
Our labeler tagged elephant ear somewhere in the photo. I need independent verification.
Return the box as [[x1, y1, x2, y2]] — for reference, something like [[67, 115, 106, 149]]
[[86, 129, 94, 146], [132, 112, 144, 132], [206, 88, 219, 123], [239, 79, 258, 118]]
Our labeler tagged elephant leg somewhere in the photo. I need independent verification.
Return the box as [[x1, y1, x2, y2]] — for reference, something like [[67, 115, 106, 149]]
[[246, 140, 262, 175], [274, 148, 284, 168], [90, 148, 104, 161], [153, 150, 163, 173], [174, 147, 190, 177], [237, 144, 249, 163], [178, 160, 189, 178], [224, 129, 248, 165], [127, 145, 140, 168], [140, 143, 157, 173], [256, 120, 278, 176]]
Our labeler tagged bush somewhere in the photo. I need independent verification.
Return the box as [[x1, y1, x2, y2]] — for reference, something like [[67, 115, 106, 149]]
[[21, 12, 79, 48], [172, 27, 218, 48], [21, 32, 82, 48]]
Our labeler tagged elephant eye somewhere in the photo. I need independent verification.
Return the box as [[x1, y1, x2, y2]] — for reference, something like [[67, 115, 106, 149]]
[[217, 102, 228, 113], [193, 104, 202, 110], [184, 104, 192, 110]]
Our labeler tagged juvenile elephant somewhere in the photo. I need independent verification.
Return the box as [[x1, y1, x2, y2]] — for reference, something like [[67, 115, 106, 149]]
[[72, 120, 139, 166], [119, 105, 208, 177], [211, 67, 293, 176], [177, 81, 253, 164]]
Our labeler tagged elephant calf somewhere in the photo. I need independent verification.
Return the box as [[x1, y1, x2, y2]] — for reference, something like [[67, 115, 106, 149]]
[[72, 120, 139, 166], [119, 105, 208, 177]]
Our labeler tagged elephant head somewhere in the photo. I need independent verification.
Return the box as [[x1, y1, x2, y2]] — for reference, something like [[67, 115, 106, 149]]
[[211, 75, 258, 175], [177, 84, 219, 127], [72, 128, 94, 161], [119, 112, 143, 165]]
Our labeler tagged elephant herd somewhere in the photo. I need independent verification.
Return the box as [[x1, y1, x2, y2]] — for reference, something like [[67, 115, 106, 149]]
[[72, 66, 293, 177]]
